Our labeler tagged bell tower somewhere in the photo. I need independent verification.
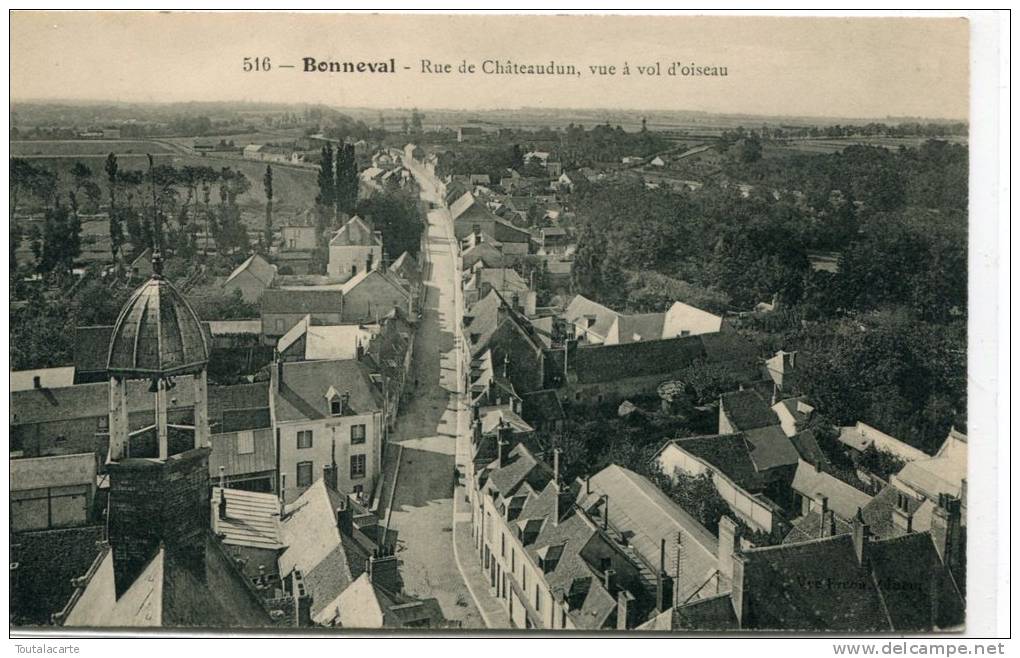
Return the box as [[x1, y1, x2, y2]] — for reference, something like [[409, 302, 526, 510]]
[[104, 155, 214, 593]]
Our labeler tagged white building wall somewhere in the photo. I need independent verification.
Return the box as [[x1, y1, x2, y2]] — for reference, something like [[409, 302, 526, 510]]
[[328, 245, 382, 280]]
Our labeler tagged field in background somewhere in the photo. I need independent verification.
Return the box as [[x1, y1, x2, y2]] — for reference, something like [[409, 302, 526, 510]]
[[11, 139, 177, 156]]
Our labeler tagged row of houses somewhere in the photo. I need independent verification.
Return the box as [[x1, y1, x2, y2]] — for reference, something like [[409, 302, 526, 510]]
[[441, 180, 966, 630]]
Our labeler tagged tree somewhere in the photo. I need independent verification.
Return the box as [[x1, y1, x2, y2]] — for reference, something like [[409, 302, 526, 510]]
[[572, 219, 606, 297], [263, 165, 274, 252], [39, 200, 80, 274], [316, 143, 336, 240], [658, 471, 733, 534], [355, 190, 423, 259], [410, 108, 424, 134], [105, 153, 124, 259], [335, 143, 358, 217]]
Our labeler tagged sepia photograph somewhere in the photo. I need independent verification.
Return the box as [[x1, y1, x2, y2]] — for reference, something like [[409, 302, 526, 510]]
[[5, 9, 1008, 646]]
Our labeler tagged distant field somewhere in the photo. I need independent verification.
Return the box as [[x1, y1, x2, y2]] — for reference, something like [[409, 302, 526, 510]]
[[163, 128, 310, 147], [10, 140, 177, 157], [781, 136, 967, 154]]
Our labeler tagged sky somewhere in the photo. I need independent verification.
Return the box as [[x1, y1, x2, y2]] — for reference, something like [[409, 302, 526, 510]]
[[10, 12, 970, 120]]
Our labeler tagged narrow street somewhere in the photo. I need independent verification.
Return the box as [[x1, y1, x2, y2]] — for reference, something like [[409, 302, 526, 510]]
[[379, 163, 486, 628]]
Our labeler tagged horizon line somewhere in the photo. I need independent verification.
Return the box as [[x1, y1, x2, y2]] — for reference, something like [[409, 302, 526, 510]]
[[9, 97, 969, 125]]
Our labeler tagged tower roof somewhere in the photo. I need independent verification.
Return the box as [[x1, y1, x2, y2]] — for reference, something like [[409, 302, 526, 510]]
[[107, 275, 209, 377]]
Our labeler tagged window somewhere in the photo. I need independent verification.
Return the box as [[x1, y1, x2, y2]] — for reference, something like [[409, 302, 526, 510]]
[[351, 424, 366, 445], [330, 399, 342, 416], [237, 431, 255, 455], [296, 430, 313, 449], [511, 548, 516, 573], [350, 454, 366, 479], [535, 585, 541, 612], [296, 461, 313, 487], [351, 264, 357, 276], [501, 533, 506, 558], [96, 416, 109, 433], [353, 484, 364, 495], [680, 330, 691, 337], [288, 238, 297, 248], [276, 319, 285, 332]]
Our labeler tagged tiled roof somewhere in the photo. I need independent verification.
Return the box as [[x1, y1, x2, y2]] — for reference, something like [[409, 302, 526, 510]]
[[782, 510, 853, 544], [743, 425, 800, 472], [613, 313, 666, 344], [672, 592, 739, 630], [582, 465, 724, 603], [11, 378, 195, 426], [208, 428, 275, 479], [669, 434, 765, 492], [224, 253, 277, 287], [484, 443, 553, 499], [861, 484, 936, 540], [720, 389, 779, 431], [869, 533, 965, 630], [261, 289, 343, 315], [278, 479, 373, 621], [341, 268, 411, 300], [62, 533, 273, 628], [789, 429, 829, 466], [740, 535, 889, 631], [211, 487, 283, 551], [570, 330, 759, 386], [330, 216, 380, 247], [520, 390, 566, 426], [563, 295, 618, 340], [791, 461, 874, 522], [467, 268, 529, 293], [272, 359, 382, 423], [571, 336, 705, 385]]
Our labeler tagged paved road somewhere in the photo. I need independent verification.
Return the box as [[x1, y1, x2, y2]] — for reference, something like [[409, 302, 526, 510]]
[[383, 173, 485, 629]]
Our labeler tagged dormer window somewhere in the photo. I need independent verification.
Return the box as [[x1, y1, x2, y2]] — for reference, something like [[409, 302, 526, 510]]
[[325, 386, 344, 416]]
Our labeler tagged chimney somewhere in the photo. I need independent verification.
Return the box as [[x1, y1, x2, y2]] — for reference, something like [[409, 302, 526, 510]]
[[821, 509, 836, 538], [600, 494, 609, 531], [472, 418, 483, 446], [496, 433, 508, 467], [219, 466, 226, 489], [816, 494, 828, 517], [717, 516, 740, 579], [731, 552, 749, 628], [603, 567, 616, 593], [336, 498, 354, 537], [32, 375, 41, 389], [930, 494, 962, 570], [497, 420, 513, 464], [553, 448, 571, 525], [892, 491, 914, 533], [656, 537, 674, 613], [355, 338, 364, 361], [852, 508, 871, 567], [218, 488, 227, 520], [367, 550, 401, 593], [929, 549, 942, 630], [616, 589, 635, 630]]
